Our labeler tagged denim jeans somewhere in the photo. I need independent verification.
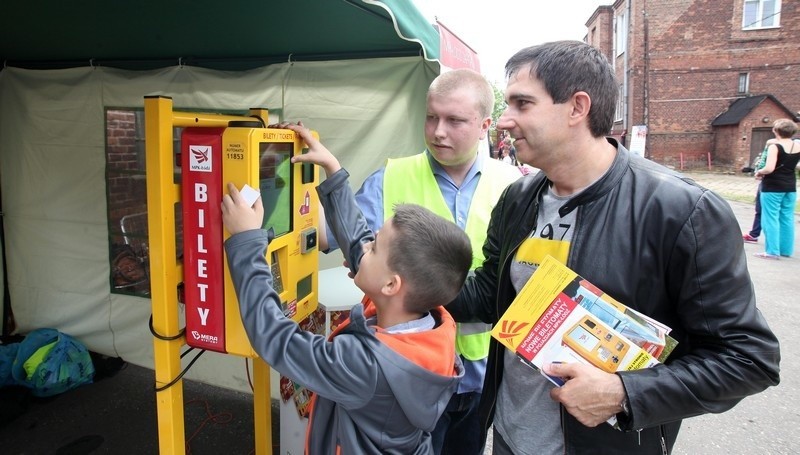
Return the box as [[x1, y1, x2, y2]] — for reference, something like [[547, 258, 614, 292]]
[[749, 185, 762, 237], [431, 391, 484, 455]]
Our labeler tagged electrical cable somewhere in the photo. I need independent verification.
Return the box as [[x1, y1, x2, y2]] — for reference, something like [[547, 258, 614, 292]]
[[184, 398, 234, 455], [148, 313, 185, 341], [154, 348, 206, 392], [245, 358, 254, 392]]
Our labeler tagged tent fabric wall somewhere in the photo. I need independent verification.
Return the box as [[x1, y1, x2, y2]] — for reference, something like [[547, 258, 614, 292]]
[[0, 56, 436, 389]]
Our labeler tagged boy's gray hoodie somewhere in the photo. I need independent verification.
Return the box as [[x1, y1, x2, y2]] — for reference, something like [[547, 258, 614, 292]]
[[224, 169, 464, 454]]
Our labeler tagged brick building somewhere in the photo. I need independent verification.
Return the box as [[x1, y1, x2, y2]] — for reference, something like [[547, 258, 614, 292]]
[[586, 0, 800, 171]]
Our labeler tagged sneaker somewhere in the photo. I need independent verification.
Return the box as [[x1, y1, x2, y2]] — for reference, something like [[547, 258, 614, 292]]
[[742, 234, 759, 243], [753, 252, 779, 260]]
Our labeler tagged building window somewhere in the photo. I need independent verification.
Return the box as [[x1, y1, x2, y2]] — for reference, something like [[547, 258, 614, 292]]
[[615, 11, 627, 56], [615, 84, 624, 122], [738, 73, 750, 94], [743, 0, 781, 29], [105, 109, 182, 297]]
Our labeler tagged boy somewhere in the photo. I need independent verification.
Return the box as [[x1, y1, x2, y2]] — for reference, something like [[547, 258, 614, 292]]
[[221, 122, 471, 454]]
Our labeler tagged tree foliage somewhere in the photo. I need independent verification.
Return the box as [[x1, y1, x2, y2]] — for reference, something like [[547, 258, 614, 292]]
[[490, 81, 506, 140]]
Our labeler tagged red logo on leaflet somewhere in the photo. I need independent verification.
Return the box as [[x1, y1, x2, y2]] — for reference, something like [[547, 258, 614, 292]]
[[497, 320, 530, 341], [189, 145, 213, 172]]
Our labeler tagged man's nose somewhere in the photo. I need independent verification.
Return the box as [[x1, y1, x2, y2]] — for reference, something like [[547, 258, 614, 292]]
[[433, 119, 448, 138], [496, 112, 513, 131]]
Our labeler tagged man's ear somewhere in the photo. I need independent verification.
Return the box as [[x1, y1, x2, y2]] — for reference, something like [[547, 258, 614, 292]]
[[479, 116, 493, 140], [568, 91, 592, 126], [381, 273, 402, 297]]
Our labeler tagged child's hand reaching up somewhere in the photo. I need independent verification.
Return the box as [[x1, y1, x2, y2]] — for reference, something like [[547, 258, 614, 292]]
[[221, 183, 264, 235], [278, 122, 342, 177]]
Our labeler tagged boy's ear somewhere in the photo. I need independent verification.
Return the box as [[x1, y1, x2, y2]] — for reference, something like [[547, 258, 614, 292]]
[[381, 273, 402, 297]]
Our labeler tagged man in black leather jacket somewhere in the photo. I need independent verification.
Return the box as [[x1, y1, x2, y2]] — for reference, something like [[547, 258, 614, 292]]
[[447, 41, 781, 454]]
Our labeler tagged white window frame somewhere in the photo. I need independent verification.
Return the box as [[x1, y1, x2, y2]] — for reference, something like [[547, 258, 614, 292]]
[[615, 84, 624, 122], [743, 0, 781, 30], [738, 73, 750, 94], [615, 10, 627, 56]]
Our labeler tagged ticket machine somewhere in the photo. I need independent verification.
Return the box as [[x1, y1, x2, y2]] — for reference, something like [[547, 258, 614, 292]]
[[144, 96, 319, 454]]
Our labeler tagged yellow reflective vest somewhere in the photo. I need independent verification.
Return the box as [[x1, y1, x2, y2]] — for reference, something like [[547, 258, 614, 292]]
[[383, 152, 519, 360]]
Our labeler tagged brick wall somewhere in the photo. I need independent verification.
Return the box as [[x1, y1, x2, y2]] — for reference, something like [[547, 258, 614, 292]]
[[106, 110, 147, 225], [586, 0, 800, 171], [722, 102, 793, 168]]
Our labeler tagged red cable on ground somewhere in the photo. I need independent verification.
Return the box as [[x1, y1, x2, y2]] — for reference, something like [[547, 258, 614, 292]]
[[184, 398, 235, 454]]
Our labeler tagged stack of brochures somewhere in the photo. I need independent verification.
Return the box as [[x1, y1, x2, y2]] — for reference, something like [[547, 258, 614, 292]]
[[492, 255, 677, 387]]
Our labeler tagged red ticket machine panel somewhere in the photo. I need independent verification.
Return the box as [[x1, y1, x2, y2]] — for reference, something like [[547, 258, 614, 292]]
[[181, 127, 227, 352]]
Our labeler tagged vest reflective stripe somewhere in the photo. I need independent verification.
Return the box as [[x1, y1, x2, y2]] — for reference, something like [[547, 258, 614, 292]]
[[456, 322, 493, 360], [383, 153, 519, 360]]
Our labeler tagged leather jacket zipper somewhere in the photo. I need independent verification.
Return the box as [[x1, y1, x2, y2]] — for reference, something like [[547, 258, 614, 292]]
[[481, 191, 541, 444]]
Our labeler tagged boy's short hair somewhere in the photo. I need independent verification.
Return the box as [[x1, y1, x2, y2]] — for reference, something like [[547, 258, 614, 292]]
[[388, 204, 472, 314]]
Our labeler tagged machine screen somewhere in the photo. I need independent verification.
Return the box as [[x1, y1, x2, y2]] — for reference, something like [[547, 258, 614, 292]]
[[566, 325, 600, 351], [259, 142, 292, 237]]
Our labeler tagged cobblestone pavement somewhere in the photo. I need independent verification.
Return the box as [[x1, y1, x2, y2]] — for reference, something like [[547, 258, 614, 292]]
[[683, 170, 760, 203], [684, 170, 800, 215]]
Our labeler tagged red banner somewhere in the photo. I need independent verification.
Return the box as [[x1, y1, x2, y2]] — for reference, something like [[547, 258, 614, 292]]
[[436, 20, 480, 72]]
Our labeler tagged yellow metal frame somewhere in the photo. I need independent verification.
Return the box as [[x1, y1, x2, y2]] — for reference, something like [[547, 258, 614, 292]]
[[145, 96, 319, 454]]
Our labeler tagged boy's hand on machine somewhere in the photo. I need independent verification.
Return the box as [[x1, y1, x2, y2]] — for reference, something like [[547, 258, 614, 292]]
[[279, 121, 342, 177], [221, 183, 264, 235]]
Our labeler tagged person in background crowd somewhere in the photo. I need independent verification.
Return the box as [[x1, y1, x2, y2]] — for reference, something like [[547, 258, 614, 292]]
[[508, 143, 517, 166], [500, 146, 514, 165], [743, 138, 776, 243]]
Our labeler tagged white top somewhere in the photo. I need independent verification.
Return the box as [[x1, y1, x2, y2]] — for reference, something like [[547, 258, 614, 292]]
[[318, 266, 363, 312]]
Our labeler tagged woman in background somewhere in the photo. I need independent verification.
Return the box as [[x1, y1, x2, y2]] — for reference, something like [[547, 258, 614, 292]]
[[754, 118, 800, 259]]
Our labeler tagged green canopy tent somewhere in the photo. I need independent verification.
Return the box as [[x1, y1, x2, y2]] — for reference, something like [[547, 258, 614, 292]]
[[0, 0, 440, 69], [0, 0, 443, 392]]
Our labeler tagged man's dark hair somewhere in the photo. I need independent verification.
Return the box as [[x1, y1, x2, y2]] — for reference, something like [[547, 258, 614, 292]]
[[388, 204, 472, 314], [505, 40, 618, 138]]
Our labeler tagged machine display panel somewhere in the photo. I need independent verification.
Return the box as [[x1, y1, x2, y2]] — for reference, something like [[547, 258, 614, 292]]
[[259, 142, 292, 237]]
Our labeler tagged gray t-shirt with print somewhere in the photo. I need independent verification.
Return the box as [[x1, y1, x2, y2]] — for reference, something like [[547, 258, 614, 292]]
[[495, 186, 577, 455]]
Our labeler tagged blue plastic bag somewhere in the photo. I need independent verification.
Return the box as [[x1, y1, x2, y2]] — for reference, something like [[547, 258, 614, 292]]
[[0, 342, 20, 387], [11, 328, 95, 397]]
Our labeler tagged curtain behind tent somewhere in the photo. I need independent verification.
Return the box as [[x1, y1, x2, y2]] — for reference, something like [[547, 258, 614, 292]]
[[0, 56, 436, 390]]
